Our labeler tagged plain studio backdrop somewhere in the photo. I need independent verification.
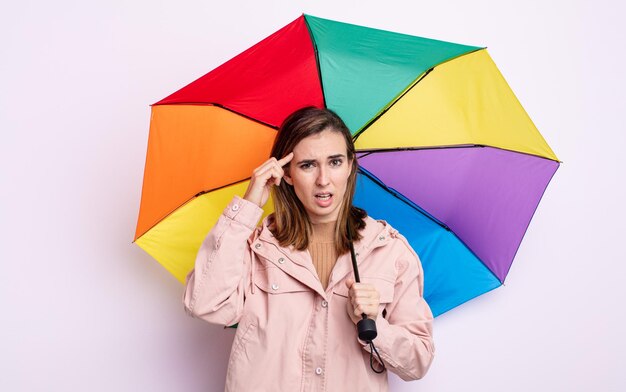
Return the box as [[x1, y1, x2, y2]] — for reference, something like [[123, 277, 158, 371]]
[[1, 0, 624, 391]]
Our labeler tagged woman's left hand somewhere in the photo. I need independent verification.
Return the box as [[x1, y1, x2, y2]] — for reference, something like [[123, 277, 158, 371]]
[[345, 278, 380, 324]]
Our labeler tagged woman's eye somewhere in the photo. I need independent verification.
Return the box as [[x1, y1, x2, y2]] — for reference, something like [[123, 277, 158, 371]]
[[330, 159, 343, 167], [300, 163, 313, 170]]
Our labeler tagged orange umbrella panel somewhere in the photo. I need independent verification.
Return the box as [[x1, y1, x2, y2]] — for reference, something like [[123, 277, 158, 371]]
[[134, 105, 276, 241]]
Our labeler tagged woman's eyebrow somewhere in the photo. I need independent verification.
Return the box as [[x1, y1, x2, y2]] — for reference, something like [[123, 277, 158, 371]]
[[296, 158, 317, 165], [296, 154, 346, 165]]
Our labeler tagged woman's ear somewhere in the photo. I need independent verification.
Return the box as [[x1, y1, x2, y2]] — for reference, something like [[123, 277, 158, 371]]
[[283, 172, 293, 186]]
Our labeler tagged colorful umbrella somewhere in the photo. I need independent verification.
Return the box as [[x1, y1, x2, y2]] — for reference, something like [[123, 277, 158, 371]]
[[134, 15, 559, 317]]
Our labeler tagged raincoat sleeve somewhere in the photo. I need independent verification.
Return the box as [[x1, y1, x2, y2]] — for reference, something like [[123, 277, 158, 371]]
[[182, 196, 263, 327], [361, 238, 435, 381]]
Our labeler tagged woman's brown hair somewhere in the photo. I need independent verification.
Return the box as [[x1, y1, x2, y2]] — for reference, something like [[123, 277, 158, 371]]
[[269, 106, 367, 254]]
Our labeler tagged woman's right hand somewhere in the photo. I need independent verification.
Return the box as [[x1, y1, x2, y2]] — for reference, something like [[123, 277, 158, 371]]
[[243, 152, 294, 208]]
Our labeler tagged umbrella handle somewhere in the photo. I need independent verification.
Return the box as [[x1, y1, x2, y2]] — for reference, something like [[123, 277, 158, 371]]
[[347, 225, 379, 342], [357, 316, 378, 341], [348, 225, 385, 374]]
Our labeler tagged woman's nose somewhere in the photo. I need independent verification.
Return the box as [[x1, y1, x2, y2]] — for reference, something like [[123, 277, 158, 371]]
[[316, 167, 330, 187]]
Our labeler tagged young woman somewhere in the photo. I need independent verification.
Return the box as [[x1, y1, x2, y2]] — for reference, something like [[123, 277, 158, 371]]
[[183, 107, 434, 391]]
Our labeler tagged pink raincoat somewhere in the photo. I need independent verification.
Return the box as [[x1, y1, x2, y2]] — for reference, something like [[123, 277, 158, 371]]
[[183, 196, 435, 391]]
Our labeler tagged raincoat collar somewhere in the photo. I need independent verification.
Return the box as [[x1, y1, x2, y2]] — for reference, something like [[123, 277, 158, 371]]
[[252, 215, 397, 298]]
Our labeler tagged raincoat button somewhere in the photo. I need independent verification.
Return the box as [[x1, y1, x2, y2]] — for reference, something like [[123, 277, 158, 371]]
[[232, 204, 240, 211], [278, 257, 285, 264], [379, 235, 385, 241], [255, 243, 261, 249], [315, 367, 323, 375], [271, 284, 279, 290], [321, 300, 328, 308]]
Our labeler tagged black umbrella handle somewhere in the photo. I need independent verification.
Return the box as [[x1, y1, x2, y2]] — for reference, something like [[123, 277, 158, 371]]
[[349, 240, 378, 341], [347, 225, 375, 339], [347, 223, 385, 373]]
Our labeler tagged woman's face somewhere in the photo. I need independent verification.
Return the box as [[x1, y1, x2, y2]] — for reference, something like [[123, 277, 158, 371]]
[[284, 128, 352, 224]]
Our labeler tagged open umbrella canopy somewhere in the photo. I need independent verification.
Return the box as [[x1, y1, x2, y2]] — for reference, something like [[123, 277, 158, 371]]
[[134, 15, 559, 317]]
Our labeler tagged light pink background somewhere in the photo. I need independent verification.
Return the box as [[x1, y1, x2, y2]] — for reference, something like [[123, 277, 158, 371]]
[[1, 0, 624, 391]]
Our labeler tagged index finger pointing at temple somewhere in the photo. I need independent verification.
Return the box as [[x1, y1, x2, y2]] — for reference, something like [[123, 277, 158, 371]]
[[277, 152, 294, 166]]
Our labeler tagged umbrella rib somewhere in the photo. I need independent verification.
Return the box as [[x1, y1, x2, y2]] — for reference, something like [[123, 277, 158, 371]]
[[357, 144, 482, 159], [193, 177, 254, 198], [357, 144, 562, 163], [153, 102, 280, 130], [303, 15, 328, 108]]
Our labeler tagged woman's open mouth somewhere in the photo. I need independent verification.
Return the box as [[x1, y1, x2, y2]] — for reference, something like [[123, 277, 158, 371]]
[[314, 192, 333, 207]]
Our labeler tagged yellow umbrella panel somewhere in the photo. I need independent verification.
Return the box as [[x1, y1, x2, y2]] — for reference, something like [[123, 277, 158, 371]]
[[355, 49, 558, 162]]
